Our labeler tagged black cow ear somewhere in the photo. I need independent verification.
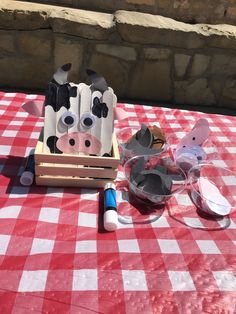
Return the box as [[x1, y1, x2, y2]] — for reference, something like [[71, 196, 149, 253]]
[[86, 69, 108, 93], [46, 136, 63, 154], [53, 63, 71, 85]]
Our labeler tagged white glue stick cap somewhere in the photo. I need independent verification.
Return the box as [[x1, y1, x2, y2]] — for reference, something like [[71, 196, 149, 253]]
[[104, 210, 118, 231], [20, 171, 34, 186], [105, 182, 116, 190]]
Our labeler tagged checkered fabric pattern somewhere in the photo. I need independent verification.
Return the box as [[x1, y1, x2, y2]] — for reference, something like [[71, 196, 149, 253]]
[[0, 91, 235, 313]]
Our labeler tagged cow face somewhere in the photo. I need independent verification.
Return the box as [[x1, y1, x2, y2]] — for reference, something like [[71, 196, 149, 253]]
[[23, 64, 119, 156]]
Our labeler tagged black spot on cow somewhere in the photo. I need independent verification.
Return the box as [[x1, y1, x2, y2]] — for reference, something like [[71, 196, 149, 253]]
[[69, 86, 77, 98], [45, 82, 70, 112], [47, 136, 63, 154], [92, 97, 108, 118]]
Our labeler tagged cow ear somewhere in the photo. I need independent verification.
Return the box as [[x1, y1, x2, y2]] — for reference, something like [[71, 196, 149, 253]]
[[176, 118, 210, 149], [86, 69, 108, 93], [113, 107, 129, 121], [53, 63, 71, 85], [22, 100, 45, 117]]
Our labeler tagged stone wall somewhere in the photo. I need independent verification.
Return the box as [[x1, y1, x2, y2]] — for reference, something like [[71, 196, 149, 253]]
[[1, 0, 236, 109], [21, 0, 236, 25]]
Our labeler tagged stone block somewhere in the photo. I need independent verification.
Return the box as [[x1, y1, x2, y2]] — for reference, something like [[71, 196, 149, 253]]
[[0, 31, 15, 54], [50, 8, 115, 40], [174, 81, 187, 104], [214, 4, 225, 20], [173, 0, 190, 9], [205, 24, 236, 50], [0, 56, 53, 90], [226, 7, 236, 19], [144, 48, 171, 60], [190, 54, 210, 77], [174, 78, 215, 106], [115, 11, 205, 48], [227, 57, 236, 76], [89, 54, 130, 97], [222, 79, 236, 100], [54, 35, 83, 82], [126, 0, 155, 4], [208, 78, 224, 100], [96, 44, 136, 61], [0, 0, 49, 30], [158, 0, 173, 10], [220, 79, 236, 108], [17, 30, 52, 59], [129, 61, 171, 101], [174, 54, 191, 78], [210, 55, 231, 75]]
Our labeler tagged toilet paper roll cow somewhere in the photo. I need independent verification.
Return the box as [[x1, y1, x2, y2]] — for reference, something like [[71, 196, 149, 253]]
[[23, 63, 127, 156]]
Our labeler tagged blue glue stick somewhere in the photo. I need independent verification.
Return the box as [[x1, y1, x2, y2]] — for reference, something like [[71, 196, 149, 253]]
[[104, 182, 118, 231], [20, 150, 35, 186]]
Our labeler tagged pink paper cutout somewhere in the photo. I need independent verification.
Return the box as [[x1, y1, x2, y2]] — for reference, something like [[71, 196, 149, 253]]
[[56, 132, 102, 155], [22, 100, 44, 117], [113, 107, 129, 121], [177, 119, 209, 149], [199, 177, 231, 215]]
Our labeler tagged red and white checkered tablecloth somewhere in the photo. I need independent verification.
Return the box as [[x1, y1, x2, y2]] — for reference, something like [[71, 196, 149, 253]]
[[0, 91, 235, 313]]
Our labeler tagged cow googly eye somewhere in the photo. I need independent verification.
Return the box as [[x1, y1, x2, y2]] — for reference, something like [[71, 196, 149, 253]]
[[61, 111, 78, 127], [80, 113, 95, 129]]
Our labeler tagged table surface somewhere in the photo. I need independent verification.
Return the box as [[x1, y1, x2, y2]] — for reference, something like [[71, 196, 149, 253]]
[[0, 91, 235, 314]]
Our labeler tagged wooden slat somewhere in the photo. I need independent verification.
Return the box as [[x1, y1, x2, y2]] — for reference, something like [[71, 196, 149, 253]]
[[112, 133, 120, 159], [35, 134, 120, 168], [35, 163, 117, 179], [35, 175, 112, 188]]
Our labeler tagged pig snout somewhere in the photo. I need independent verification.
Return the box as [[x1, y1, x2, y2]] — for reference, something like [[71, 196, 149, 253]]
[[56, 132, 101, 154]]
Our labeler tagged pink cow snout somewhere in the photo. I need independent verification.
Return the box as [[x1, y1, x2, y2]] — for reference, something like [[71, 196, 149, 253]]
[[57, 132, 102, 155]]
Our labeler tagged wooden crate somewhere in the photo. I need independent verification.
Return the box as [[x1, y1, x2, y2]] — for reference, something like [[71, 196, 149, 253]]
[[34, 131, 120, 188]]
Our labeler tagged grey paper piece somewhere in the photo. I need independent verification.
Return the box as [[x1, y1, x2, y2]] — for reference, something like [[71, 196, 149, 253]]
[[153, 165, 167, 174], [125, 138, 162, 156], [140, 169, 172, 195], [53, 63, 71, 85], [136, 124, 154, 148], [137, 173, 165, 195], [130, 159, 173, 198], [124, 124, 162, 156], [130, 157, 146, 183]]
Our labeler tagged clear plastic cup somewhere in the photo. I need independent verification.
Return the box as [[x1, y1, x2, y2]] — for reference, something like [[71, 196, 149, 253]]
[[116, 125, 168, 164], [123, 153, 187, 207], [188, 163, 236, 216], [167, 133, 218, 172]]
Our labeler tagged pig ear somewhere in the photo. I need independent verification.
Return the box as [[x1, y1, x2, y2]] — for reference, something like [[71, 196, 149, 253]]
[[22, 100, 45, 117], [177, 119, 210, 149], [193, 118, 209, 129], [113, 107, 129, 121]]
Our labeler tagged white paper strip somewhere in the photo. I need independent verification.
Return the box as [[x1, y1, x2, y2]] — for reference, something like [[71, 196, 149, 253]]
[[100, 88, 116, 156], [90, 90, 103, 155], [43, 101, 56, 153]]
